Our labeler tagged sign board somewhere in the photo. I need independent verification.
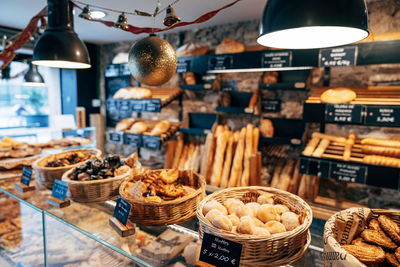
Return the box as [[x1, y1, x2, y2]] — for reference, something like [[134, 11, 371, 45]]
[[113, 196, 131, 226], [20, 167, 33, 186], [319, 46, 357, 67], [325, 104, 363, 124], [261, 99, 281, 112], [262, 51, 292, 68], [177, 59, 191, 73], [51, 180, 69, 202], [365, 106, 400, 126], [199, 233, 242, 267], [330, 163, 367, 184], [208, 55, 233, 71]]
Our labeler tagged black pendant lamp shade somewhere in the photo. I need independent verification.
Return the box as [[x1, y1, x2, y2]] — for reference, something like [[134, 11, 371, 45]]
[[33, 0, 91, 68], [23, 63, 45, 86], [257, 0, 369, 49]]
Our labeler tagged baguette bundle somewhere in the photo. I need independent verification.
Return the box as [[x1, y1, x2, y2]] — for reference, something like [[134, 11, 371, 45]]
[[169, 141, 203, 172]]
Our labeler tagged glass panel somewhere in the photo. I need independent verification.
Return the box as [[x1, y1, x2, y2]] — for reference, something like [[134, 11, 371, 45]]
[[0, 192, 45, 266]]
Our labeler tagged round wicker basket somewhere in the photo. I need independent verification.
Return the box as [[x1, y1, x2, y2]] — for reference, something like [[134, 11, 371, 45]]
[[119, 169, 206, 226], [32, 148, 101, 189], [196, 186, 313, 267], [62, 168, 131, 203]]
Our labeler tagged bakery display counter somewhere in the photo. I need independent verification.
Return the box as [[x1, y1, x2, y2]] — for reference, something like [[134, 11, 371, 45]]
[[0, 170, 325, 266], [303, 87, 400, 127]]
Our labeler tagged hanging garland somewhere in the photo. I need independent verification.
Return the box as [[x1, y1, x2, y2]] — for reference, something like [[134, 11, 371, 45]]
[[0, 0, 241, 70]]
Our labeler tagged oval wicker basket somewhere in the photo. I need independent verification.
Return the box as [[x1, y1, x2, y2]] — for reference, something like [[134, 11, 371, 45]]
[[196, 186, 313, 267], [62, 167, 132, 203], [32, 148, 101, 189], [119, 169, 206, 226]]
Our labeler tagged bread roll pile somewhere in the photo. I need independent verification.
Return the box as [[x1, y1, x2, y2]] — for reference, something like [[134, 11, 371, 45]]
[[115, 119, 171, 136], [202, 194, 301, 236]]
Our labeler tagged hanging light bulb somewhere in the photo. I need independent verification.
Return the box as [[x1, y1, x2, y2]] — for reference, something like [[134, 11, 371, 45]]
[[39, 17, 47, 30], [114, 12, 129, 30], [33, 0, 90, 69], [79, 5, 92, 20], [163, 5, 181, 27], [23, 62, 45, 86]]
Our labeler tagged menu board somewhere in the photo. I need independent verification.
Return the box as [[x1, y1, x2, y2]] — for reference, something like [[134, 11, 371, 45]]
[[319, 46, 357, 67], [262, 51, 292, 68]]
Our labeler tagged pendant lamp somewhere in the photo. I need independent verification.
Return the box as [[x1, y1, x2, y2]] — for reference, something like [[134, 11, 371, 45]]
[[23, 63, 45, 86], [33, 0, 91, 68], [257, 0, 369, 49]]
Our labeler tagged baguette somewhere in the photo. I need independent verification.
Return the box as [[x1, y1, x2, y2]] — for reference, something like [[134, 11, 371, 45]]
[[297, 175, 310, 198], [343, 132, 356, 161], [248, 89, 259, 109], [252, 127, 259, 154], [172, 135, 184, 168], [312, 138, 330, 157], [279, 158, 295, 191], [240, 124, 253, 186], [228, 127, 246, 187], [288, 160, 301, 194], [184, 143, 196, 170], [361, 138, 400, 148], [210, 130, 231, 186], [302, 137, 320, 156], [191, 145, 201, 172], [270, 159, 284, 188], [363, 155, 400, 167], [200, 133, 216, 183], [150, 120, 170, 136], [311, 132, 347, 143], [362, 145, 400, 157], [220, 136, 235, 188], [178, 144, 189, 170]]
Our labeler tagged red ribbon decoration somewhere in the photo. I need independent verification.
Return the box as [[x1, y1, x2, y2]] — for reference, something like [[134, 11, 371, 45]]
[[0, 7, 47, 70], [85, 0, 241, 34]]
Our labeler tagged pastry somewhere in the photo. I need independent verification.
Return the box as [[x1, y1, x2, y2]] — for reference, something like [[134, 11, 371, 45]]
[[252, 217, 264, 227], [150, 120, 170, 136], [264, 221, 286, 234], [257, 193, 274, 205], [378, 215, 400, 245], [116, 118, 135, 131], [257, 204, 280, 223], [205, 209, 223, 223], [235, 204, 251, 218], [281, 212, 300, 231], [396, 247, 400, 262], [320, 88, 357, 104], [203, 200, 227, 216], [360, 229, 397, 250], [46, 151, 94, 167], [223, 198, 243, 214], [260, 119, 274, 138], [176, 42, 209, 57], [183, 73, 196, 85], [227, 214, 240, 226], [274, 204, 289, 215], [342, 242, 385, 264], [237, 216, 255, 234], [246, 202, 260, 217], [212, 215, 233, 231], [254, 227, 271, 236], [129, 122, 148, 134], [385, 252, 400, 267], [215, 38, 245, 54], [262, 71, 279, 84]]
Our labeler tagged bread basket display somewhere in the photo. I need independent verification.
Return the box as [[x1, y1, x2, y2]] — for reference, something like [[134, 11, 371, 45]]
[[324, 208, 400, 267], [197, 186, 312, 266], [62, 154, 141, 203], [119, 169, 206, 226], [32, 148, 101, 189]]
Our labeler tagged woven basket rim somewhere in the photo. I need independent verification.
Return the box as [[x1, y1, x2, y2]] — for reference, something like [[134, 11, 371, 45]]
[[61, 167, 131, 185], [32, 148, 101, 170], [119, 170, 206, 206], [197, 186, 313, 241]]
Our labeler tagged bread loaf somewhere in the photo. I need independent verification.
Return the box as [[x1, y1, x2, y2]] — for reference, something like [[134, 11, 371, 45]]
[[260, 119, 274, 137], [240, 124, 253, 186], [248, 89, 259, 109], [215, 38, 245, 54], [150, 120, 170, 136], [252, 127, 259, 154], [262, 71, 279, 84], [302, 137, 320, 156], [200, 133, 215, 183], [270, 159, 284, 188], [184, 143, 196, 170], [361, 138, 400, 148], [363, 155, 400, 167], [228, 127, 246, 187], [178, 144, 189, 170], [312, 138, 330, 157], [279, 158, 295, 191], [362, 145, 400, 157], [172, 136, 184, 169], [343, 132, 356, 161], [115, 118, 135, 132], [191, 145, 201, 172], [129, 122, 147, 134], [176, 42, 209, 57], [210, 130, 231, 186]]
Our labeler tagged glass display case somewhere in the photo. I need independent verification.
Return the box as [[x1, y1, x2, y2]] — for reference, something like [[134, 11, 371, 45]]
[[0, 171, 325, 267]]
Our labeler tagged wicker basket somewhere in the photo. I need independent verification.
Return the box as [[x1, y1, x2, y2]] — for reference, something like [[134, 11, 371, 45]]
[[62, 168, 132, 203], [32, 148, 101, 189], [119, 169, 206, 226], [197, 186, 313, 267]]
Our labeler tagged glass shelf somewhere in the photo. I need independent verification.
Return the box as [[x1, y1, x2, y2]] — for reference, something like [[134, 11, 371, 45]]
[[0, 170, 325, 266]]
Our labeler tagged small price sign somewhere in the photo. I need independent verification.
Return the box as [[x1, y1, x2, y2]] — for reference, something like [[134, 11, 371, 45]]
[[262, 99, 281, 112], [319, 46, 357, 67], [208, 55, 233, 71], [142, 136, 161, 150], [109, 131, 123, 144], [325, 104, 363, 124], [124, 133, 141, 147], [177, 59, 191, 73], [51, 180, 69, 202], [145, 99, 161, 112], [20, 167, 33, 186], [330, 163, 367, 184], [113, 196, 131, 226], [262, 51, 292, 68], [199, 233, 242, 267], [365, 106, 400, 126]]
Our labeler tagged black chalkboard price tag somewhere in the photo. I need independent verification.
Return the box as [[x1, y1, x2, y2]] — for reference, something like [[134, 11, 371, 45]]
[[261, 99, 281, 112], [208, 55, 233, 71], [177, 58, 191, 73], [145, 99, 161, 112], [262, 51, 292, 68], [46, 180, 70, 208], [319, 46, 357, 67], [142, 135, 161, 150], [365, 106, 400, 126], [124, 133, 141, 147], [198, 233, 242, 267], [14, 167, 35, 192], [325, 104, 363, 124], [330, 163, 367, 184], [109, 196, 135, 237], [131, 100, 145, 112], [118, 100, 132, 119], [109, 131, 123, 144]]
